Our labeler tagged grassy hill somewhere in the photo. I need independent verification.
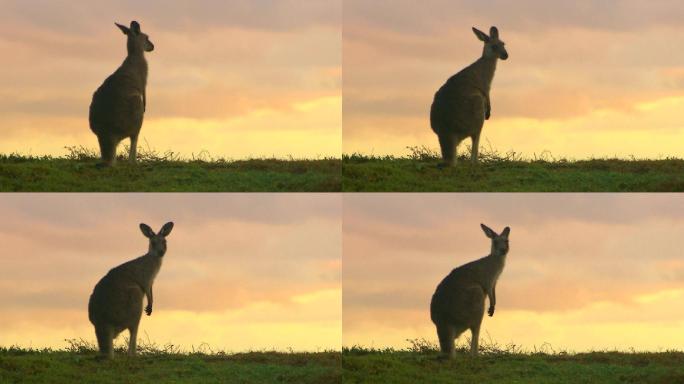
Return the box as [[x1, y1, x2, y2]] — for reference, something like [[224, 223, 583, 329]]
[[343, 147, 684, 192], [343, 340, 684, 384], [0, 147, 341, 192], [0, 340, 340, 384]]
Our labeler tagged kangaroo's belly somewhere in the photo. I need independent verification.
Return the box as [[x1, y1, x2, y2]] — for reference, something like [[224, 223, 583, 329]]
[[89, 89, 145, 137], [88, 279, 145, 327], [431, 91, 486, 136], [431, 282, 486, 327]]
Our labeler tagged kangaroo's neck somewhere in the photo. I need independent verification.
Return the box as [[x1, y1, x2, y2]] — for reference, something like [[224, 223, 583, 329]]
[[121, 53, 148, 84], [143, 252, 163, 273], [487, 249, 507, 266], [472, 56, 498, 94]]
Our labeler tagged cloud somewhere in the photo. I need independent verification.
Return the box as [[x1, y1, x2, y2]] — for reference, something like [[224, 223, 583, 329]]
[[0, 0, 340, 34], [0, 194, 341, 351]]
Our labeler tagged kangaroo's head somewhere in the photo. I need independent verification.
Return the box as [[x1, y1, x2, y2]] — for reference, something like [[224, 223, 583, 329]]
[[140, 222, 174, 257], [116, 21, 154, 55], [472, 26, 508, 61], [480, 223, 510, 256]]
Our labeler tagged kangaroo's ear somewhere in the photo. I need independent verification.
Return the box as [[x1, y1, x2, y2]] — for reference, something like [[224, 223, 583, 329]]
[[489, 26, 499, 39], [140, 223, 155, 238], [115, 22, 130, 35], [159, 221, 174, 237], [501, 226, 510, 238], [472, 27, 489, 42], [480, 223, 496, 238], [130, 21, 141, 35]]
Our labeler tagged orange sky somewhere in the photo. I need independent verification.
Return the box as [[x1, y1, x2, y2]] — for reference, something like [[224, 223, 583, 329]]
[[343, 194, 684, 351], [343, 0, 684, 158], [0, 194, 341, 351], [0, 0, 341, 159]]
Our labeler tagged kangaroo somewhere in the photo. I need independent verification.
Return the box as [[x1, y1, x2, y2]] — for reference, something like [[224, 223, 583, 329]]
[[430, 224, 510, 357], [430, 26, 508, 167], [89, 21, 154, 167], [88, 222, 173, 358]]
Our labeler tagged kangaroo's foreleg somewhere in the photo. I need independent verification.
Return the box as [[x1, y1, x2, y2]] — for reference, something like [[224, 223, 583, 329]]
[[145, 285, 153, 316], [488, 284, 496, 317]]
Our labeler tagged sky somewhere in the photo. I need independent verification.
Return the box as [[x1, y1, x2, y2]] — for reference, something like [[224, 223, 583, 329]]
[[343, 193, 684, 352], [343, 0, 684, 159], [0, 0, 341, 159], [0, 194, 341, 352]]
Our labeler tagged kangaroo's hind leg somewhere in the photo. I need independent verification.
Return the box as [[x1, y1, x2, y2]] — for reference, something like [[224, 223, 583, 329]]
[[125, 288, 144, 356], [470, 323, 481, 355], [97, 135, 117, 168], [95, 325, 114, 359], [471, 133, 481, 163], [129, 134, 139, 163], [436, 323, 456, 358], [128, 323, 139, 356], [466, 286, 486, 355], [438, 134, 457, 167]]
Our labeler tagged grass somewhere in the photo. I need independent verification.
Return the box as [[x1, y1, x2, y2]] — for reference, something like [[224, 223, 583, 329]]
[[0, 146, 341, 192], [343, 339, 684, 384], [0, 339, 340, 384], [343, 146, 684, 192]]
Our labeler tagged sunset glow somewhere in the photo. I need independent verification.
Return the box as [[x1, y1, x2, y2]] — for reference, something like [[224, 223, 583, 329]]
[[0, 194, 341, 351], [0, 0, 341, 159], [343, 0, 684, 159], [343, 194, 684, 351]]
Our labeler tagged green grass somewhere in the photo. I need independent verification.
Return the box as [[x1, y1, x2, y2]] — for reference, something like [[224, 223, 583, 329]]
[[343, 147, 684, 192], [343, 339, 684, 384], [0, 147, 341, 192], [0, 340, 340, 384]]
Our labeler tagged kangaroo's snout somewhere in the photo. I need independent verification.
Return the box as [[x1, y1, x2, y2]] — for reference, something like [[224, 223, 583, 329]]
[[150, 236, 166, 255]]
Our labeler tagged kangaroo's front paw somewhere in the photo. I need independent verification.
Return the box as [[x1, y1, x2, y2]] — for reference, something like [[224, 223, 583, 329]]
[[488, 306, 495, 317], [145, 305, 152, 316]]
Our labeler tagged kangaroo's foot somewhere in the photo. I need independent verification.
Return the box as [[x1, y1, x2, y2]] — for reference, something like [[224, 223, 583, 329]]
[[95, 162, 112, 169], [437, 161, 456, 170]]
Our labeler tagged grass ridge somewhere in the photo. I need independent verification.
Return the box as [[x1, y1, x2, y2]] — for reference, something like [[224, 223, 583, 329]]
[[0, 147, 341, 192], [343, 146, 684, 192]]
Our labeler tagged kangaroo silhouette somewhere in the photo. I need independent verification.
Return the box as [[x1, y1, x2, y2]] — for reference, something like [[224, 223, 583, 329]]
[[430, 223, 510, 356], [88, 222, 173, 358]]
